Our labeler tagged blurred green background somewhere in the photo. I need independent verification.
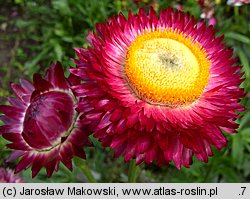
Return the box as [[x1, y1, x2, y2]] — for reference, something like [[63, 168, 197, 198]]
[[0, 0, 250, 182]]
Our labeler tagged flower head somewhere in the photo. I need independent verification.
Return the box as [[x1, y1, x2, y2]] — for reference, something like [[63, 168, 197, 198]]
[[227, 0, 250, 6], [197, 0, 216, 26], [0, 62, 91, 177], [0, 168, 23, 183], [71, 8, 245, 168]]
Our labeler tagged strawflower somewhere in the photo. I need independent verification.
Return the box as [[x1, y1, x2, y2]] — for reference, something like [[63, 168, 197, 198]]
[[227, 0, 250, 6], [0, 168, 23, 183], [71, 7, 245, 168], [0, 62, 91, 177], [197, 0, 217, 26]]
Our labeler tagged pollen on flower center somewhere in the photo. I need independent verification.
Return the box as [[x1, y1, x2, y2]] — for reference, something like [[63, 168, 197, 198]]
[[125, 29, 211, 107], [22, 91, 75, 150]]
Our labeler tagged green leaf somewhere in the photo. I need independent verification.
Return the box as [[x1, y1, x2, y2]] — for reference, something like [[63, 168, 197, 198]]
[[52, 0, 71, 16], [224, 32, 250, 44], [54, 43, 63, 61], [15, 20, 38, 28], [62, 36, 73, 43], [243, 158, 250, 177], [245, 143, 250, 153], [241, 128, 250, 143], [0, 15, 7, 22], [238, 111, 250, 130], [219, 167, 241, 182], [231, 134, 244, 168], [24, 47, 51, 75], [238, 49, 250, 78], [14, 0, 25, 5]]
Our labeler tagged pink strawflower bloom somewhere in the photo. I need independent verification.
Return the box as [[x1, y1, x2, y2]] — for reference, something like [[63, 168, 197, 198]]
[[208, 17, 216, 26], [174, 4, 184, 11], [70, 8, 245, 168], [197, 0, 216, 26], [227, 0, 250, 6], [0, 168, 23, 183], [0, 62, 91, 177]]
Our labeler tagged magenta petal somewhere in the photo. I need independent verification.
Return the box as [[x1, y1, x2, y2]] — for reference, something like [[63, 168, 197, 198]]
[[96, 112, 112, 130], [110, 134, 127, 149], [0, 124, 21, 134], [45, 158, 58, 177], [126, 110, 139, 128], [7, 142, 30, 150], [46, 62, 69, 90], [7, 97, 26, 109], [61, 157, 73, 171], [173, 139, 183, 169], [136, 154, 145, 165], [115, 119, 126, 134], [73, 146, 86, 159], [15, 153, 34, 173], [32, 154, 46, 178], [10, 83, 29, 102], [137, 133, 151, 154], [3, 133, 22, 142], [68, 72, 81, 86], [110, 109, 123, 122], [124, 136, 138, 162], [7, 151, 25, 162], [0, 115, 19, 125], [114, 145, 126, 158], [145, 143, 157, 164], [20, 79, 34, 93], [182, 148, 193, 168], [33, 73, 53, 92], [60, 144, 73, 171], [0, 105, 23, 120]]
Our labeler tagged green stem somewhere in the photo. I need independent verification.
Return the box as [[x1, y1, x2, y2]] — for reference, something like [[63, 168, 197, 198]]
[[234, 6, 239, 18], [128, 159, 138, 183], [74, 157, 97, 183]]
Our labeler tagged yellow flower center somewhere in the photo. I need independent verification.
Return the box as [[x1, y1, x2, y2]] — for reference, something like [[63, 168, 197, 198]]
[[125, 29, 211, 107]]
